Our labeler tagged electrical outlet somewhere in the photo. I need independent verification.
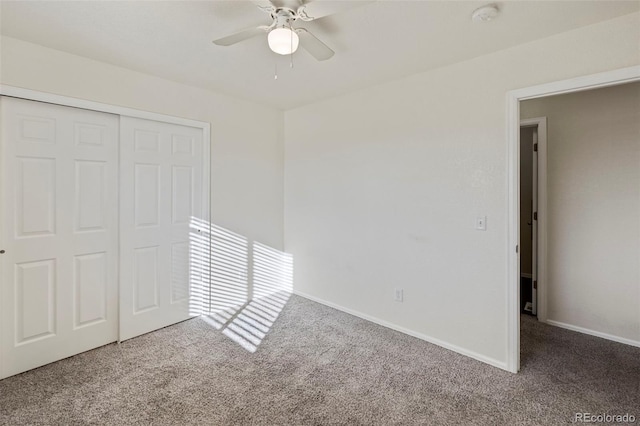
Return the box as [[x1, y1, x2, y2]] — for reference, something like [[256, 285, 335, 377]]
[[394, 288, 403, 302]]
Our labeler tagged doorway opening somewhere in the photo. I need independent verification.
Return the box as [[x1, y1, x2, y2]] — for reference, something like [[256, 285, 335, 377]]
[[519, 118, 546, 319], [506, 66, 640, 373]]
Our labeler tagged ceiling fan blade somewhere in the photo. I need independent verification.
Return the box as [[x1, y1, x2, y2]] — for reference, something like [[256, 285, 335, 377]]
[[213, 26, 268, 46], [298, 0, 374, 21], [295, 28, 334, 61], [250, 0, 276, 13]]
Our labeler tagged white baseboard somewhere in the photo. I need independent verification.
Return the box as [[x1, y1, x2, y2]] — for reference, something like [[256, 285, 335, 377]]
[[543, 319, 640, 348], [293, 290, 509, 372], [520, 273, 532, 279]]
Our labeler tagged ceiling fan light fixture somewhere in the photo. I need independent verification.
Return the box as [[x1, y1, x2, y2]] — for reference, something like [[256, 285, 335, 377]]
[[268, 27, 299, 55]]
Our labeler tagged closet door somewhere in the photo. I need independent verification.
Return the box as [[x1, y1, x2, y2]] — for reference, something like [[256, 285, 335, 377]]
[[0, 97, 119, 379], [119, 117, 204, 341]]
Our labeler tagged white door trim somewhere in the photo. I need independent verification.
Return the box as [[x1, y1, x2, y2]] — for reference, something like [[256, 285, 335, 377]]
[[506, 65, 640, 373], [0, 85, 208, 130], [0, 86, 211, 370], [520, 117, 547, 320]]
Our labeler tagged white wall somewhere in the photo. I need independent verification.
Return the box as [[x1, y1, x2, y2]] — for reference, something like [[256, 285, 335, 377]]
[[284, 12, 640, 368], [521, 83, 640, 344], [0, 36, 284, 250]]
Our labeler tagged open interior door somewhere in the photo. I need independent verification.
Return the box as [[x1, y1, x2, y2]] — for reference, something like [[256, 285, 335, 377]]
[[532, 128, 539, 316]]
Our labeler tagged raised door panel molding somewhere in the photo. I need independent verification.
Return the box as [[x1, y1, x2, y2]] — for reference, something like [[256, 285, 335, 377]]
[[15, 259, 56, 345], [74, 123, 107, 148], [134, 164, 160, 228], [134, 129, 160, 153], [171, 134, 194, 155], [170, 242, 189, 304], [171, 166, 193, 225], [16, 157, 56, 237], [18, 115, 56, 144], [74, 252, 108, 328], [75, 160, 107, 232], [133, 246, 159, 314]]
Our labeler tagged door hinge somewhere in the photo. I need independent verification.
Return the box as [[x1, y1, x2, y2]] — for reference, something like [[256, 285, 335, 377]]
[[534, 143, 538, 152], [533, 280, 537, 290], [516, 245, 518, 253], [533, 212, 538, 221]]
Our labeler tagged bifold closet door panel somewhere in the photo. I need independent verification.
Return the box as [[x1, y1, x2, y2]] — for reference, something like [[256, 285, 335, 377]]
[[119, 116, 204, 341], [0, 97, 119, 379]]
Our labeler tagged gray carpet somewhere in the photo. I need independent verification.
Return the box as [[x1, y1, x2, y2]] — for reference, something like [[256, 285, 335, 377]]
[[1, 294, 638, 425]]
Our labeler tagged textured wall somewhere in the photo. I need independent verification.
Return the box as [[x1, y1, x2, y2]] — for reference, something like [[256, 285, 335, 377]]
[[284, 13, 640, 368]]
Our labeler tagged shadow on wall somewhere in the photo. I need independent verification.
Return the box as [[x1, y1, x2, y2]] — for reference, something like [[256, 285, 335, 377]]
[[189, 217, 294, 352]]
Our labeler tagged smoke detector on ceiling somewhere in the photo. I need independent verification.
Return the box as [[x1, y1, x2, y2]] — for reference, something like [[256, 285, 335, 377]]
[[471, 4, 500, 22]]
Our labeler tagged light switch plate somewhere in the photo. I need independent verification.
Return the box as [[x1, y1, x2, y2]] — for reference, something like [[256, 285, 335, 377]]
[[476, 216, 487, 231]]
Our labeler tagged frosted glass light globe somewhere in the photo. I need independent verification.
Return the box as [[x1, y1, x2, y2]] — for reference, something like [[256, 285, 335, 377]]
[[268, 27, 299, 55]]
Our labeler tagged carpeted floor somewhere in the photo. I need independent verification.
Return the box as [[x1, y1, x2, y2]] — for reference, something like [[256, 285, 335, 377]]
[[1, 294, 638, 425]]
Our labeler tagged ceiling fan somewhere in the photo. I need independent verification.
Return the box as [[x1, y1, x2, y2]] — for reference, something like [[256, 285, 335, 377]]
[[213, 0, 373, 61]]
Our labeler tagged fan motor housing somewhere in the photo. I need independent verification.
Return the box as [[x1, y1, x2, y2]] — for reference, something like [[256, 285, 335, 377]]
[[271, 7, 298, 26]]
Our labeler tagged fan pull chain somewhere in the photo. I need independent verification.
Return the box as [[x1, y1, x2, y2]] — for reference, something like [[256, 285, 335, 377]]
[[290, 22, 294, 69], [274, 61, 278, 80]]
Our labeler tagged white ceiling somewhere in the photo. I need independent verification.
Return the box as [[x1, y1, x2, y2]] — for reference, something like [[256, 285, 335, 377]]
[[1, 1, 638, 110]]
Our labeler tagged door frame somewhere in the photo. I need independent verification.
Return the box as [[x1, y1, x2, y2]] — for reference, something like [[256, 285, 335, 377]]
[[506, 65, 640, 373], [519, 117, 547, 319], [0, 85, 211, 373]]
